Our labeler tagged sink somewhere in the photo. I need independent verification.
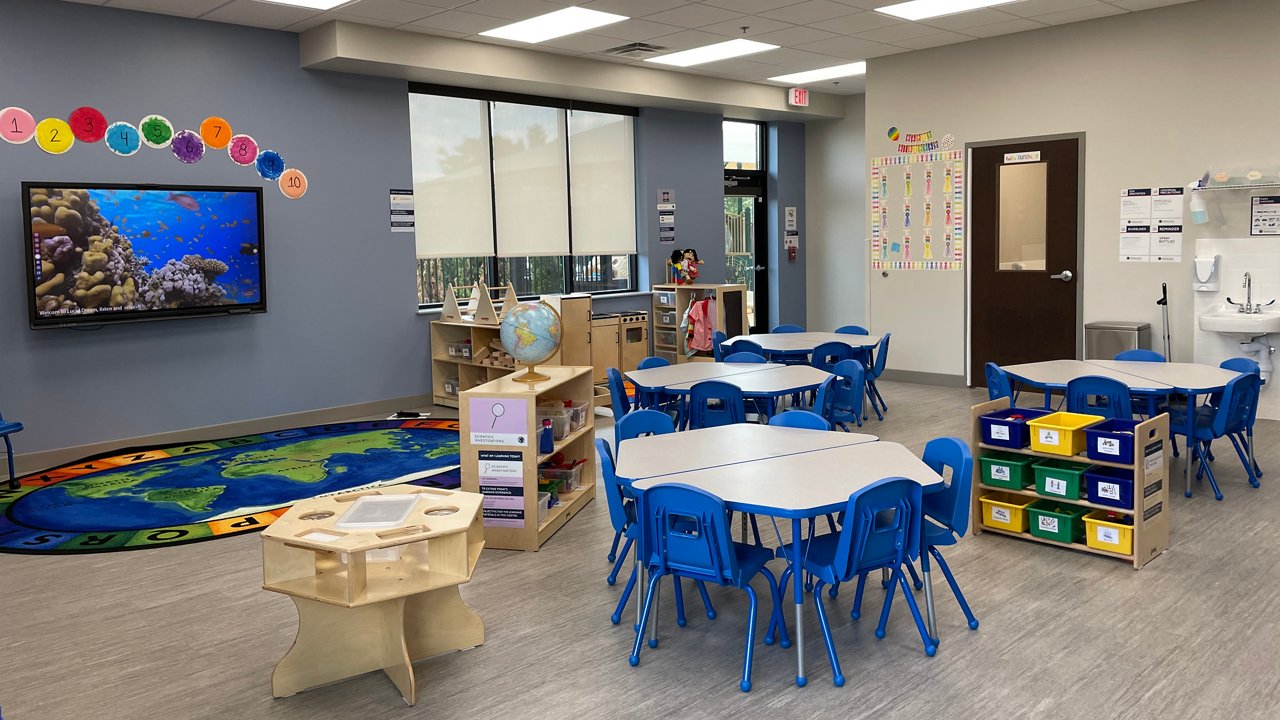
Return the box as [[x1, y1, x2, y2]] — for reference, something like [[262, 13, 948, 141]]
[[1198, 308, 1280, 341]]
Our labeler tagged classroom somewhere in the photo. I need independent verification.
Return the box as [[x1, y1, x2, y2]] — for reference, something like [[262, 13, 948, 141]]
[[2, 0, 1277, 718]]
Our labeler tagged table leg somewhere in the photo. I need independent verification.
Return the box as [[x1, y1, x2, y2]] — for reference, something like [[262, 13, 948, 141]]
[[791, 517, 806, 687], [1185, 392, 1195, 497]]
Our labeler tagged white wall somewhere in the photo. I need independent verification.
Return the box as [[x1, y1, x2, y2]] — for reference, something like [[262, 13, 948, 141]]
[[806, 94, 867, 333], [808, 0, 1280, 381]]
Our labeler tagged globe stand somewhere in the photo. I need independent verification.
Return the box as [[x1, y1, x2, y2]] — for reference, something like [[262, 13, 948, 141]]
[[512, 364, 551, 384]]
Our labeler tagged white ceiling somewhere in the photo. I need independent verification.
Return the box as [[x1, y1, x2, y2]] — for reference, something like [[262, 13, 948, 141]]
[[62, 0, 1200, 94]]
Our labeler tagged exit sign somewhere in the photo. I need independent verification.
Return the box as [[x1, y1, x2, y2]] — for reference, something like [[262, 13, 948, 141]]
[[788, 87, 809, 107]]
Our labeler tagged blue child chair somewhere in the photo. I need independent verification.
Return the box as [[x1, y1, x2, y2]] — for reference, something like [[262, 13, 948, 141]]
[[919, 437, 979, 643], [771, 324, 805, 333], [864, 333, 891, 420], [985, 362, 1014, 402], [598, 439, 716, 629], [1, 409, 23, 490], [1115, 349, 1165, 362], [635, 356, 681, 417], [775, 477, 934, 686], [687, 380, 746, 430], [830, 359, 866, 429], [835, 325, 873, 367], [1212, 358, 1264, 479], [606, 410, 677, 584], [810, 376, 837, 427], [629, 482, 789, 692], [727, 339, 766, 359], [723, 351, 767, 364], [1065, 375, 1133, 420], [768, 409, 831, 431], [712, 331, 729, 361], [1171, 372, 1262, 500]]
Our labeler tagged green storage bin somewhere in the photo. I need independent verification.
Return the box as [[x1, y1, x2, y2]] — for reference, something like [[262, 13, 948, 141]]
[[1033, 458, 1093, 500], [1028, 500, 1089, 543], [979, 452, 1038, 490]]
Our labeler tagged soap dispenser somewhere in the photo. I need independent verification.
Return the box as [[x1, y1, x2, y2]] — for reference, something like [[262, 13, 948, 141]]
[[1194, 255, 1220, 292]]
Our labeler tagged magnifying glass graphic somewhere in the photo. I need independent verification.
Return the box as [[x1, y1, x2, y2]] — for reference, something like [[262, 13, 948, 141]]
[[490, 402, 505, 428]]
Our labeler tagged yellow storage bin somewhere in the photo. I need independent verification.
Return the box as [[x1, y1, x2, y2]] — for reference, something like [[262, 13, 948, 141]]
[[979, 492, 1036, 533], [1083, 510, 1134, 555], [1027, 411, 1104, 457]]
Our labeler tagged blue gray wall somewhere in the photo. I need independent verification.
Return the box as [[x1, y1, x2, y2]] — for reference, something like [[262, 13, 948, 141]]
[[635, 108, 727, 288], [0, 0, 419, 455], [767, 122, 807, 329]]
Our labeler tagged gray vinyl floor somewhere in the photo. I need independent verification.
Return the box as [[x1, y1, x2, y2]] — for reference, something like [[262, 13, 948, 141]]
[[4, 380, 1280, 719]]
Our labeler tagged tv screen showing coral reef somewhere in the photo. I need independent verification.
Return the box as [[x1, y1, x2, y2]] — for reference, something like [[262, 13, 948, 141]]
[[23, 183, 266, 328]]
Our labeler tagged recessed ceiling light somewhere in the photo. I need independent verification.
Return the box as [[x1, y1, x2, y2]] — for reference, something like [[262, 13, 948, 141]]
[[768, 62, 866, 85], [254, 0, 353, 9], [875, 0, 1022, 21], [479, 7, 629, 44], [645, 39, 779, 68]]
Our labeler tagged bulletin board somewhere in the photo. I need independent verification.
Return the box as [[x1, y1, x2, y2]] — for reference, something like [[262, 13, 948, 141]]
[[871, 150, 965, 270]]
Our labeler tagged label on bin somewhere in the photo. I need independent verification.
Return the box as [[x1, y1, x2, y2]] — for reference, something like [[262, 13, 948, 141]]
[[990, 425, 1010, 441], [1044, 477, 1068, 496], [1038, 429, 1060, 446], [991, 465, 1011, 481], [991, 506, 1011, 524], [1037, 516, 1059, 533], [1098, 482, 1121, 500], [1096, 526, 1120, 545], [1097, 437, 1121, 456]]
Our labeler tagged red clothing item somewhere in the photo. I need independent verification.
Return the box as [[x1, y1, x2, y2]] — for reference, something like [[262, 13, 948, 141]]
[[687, 297, 716, 352]]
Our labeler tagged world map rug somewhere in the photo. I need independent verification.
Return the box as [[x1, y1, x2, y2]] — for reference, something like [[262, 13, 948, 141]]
[[0, 419, 460, 555]]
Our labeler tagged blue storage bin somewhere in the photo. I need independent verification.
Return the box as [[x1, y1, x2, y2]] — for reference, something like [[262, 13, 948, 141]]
[[1085, 466, 1135, 510], [1084, 419, 1141, 464], [979, 407, 1052, 449]]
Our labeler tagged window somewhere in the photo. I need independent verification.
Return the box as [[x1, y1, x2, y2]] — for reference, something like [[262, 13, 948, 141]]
[[409, 86, 638, 306], [723, 120, 761, 170]]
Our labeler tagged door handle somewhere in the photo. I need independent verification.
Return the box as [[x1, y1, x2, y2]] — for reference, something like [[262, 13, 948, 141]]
[[753, 265, 766, 271], [1050, 270, 1074, 282]]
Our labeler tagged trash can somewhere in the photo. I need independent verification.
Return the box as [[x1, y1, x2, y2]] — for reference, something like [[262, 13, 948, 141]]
[[1084, 321, 1151, 360]]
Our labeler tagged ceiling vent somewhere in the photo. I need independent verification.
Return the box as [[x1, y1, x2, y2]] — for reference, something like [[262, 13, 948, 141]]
[[602, 42, 666, 57]]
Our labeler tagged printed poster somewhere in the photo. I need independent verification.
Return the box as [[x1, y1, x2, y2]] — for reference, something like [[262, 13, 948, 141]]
[[468, 397, 528, 446], [477, 450, 525, 528]]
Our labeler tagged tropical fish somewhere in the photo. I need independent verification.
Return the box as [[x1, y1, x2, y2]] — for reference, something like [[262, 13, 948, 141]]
[[199, 225, 205, 230], [158, 222, 168, 231], [134, 193, 143, 201], [31, 221, 66, 237], [240, 243, 259, 256], [228, 220, 238, 227], [141, 230, 151, 238], [211, 214, 218, 220], [241, 218, 251, 224], [167, 193, 199, 211], [241, 278, 253, 285], [175, 236, 184, 243], [241, 290, 256, 298]]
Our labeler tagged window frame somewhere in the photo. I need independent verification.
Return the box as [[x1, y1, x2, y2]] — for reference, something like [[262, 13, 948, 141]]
[[409, 84, 639, 309]]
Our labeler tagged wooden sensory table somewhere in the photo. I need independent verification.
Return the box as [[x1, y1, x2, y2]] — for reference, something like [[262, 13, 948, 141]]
[[262, 485, 485, 706]]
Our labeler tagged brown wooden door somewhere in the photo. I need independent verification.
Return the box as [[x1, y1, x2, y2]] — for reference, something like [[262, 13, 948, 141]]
[[970, 138, 1081, 382]]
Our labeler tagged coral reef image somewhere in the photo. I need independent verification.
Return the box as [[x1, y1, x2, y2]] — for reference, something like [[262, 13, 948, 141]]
[[28, 187, 262, 319]]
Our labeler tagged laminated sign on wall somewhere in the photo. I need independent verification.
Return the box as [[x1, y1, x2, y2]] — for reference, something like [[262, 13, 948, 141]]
[[871, 149, 965, 271]]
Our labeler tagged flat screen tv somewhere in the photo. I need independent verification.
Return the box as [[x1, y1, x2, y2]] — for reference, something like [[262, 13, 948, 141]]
[[23, 182, 266, 329]]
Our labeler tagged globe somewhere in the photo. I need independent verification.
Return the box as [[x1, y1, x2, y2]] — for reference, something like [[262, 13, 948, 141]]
[[499, 301, 562, 383]]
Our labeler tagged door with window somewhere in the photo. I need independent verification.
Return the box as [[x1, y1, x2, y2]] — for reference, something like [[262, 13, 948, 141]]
[[724, 120, 768, 333], [969, 137, 1082, 382]]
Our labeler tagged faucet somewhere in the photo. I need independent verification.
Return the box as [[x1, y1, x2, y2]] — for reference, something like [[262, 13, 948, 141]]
[[1227, 272, 1276, 313]]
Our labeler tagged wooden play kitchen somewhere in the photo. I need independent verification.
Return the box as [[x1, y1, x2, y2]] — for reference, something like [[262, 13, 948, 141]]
[[261, 485, 485, 706], [460, 366, 597, 551], [969, 398, 1170, 569]]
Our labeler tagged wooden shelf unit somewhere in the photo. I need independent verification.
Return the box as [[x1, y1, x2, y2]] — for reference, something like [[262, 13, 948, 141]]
[[651, 283, 748, 363], [969, 398, 1169, 569], [460, 366, 597, 551], [431, 295, 591, 408]]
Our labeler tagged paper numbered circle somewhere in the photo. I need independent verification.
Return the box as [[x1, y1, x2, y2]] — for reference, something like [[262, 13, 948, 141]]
[[1, 106, 37, 144], [68, 106, 107, 143], [35, 117, 75, 155], [255, 149, 286, 180], [199, 116, 232, 149], [104, 121, 142, 157], [227, 134, 258, 166], [171, 129, 206, 164], [278, 168, 308, 199], [139, 114, 174, 148]]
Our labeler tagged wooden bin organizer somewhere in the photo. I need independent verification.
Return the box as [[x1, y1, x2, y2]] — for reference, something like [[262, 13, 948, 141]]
[[262, 485, 485, 706], [969, 398, 1169, 569]]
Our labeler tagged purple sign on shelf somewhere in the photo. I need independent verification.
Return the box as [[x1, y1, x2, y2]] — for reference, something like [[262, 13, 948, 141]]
[[468, 397, 528, 446]]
